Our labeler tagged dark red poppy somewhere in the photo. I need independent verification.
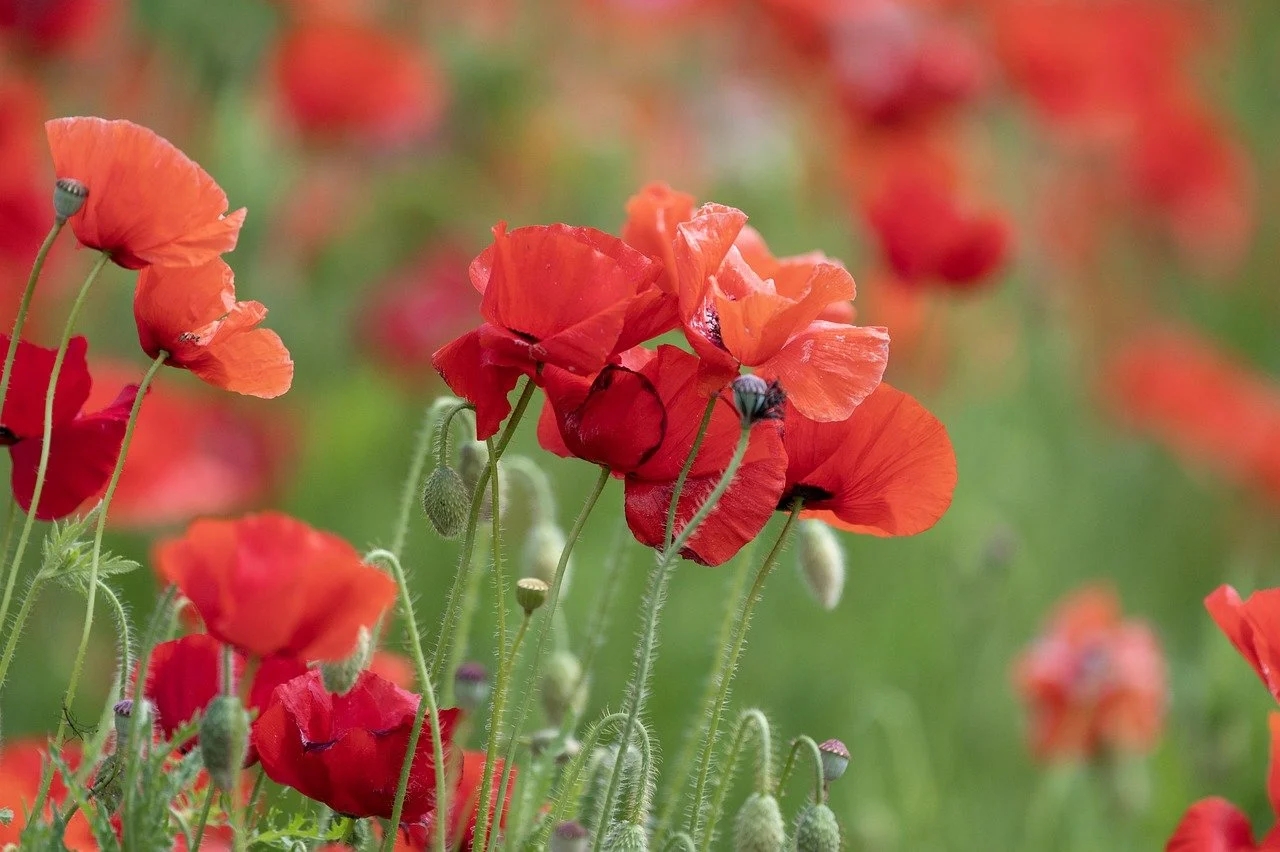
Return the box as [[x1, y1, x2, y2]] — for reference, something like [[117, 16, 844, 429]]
[[0, 0, 110, 55], [154, 512, 397, 662], [0, 334, 138, 520], [432, 223, 662, 438], [1206, 586, 1280, 704], [538, 345, 787, 566], [45, 117, 246, 270], [0, 740, 93, 850], [252, 669, 461, 823], [1013, 585, 1166, 761], [777, 382, 956, 536], [134, 258, 293, 398]]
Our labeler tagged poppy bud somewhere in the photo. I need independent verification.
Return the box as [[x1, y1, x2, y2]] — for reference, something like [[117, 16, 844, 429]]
[[600, 821, 648, 851], [200, 695, 250, 791], [517, 577, 549, 615], [458, 440, 505, 522], [818, 739, 850, 784], [53, 177, 88, 222], [796, 521, 844, 611], [793, 804, 841, 852], [551, 820, 590, 852], [523, 521, 571, 594], [582, 744, 642, 832], [422, 465, 469, 538], [454, 661, 491, 713], [541, 650, 587, 726], [731, 375, 785, 427], [321, 625, 374, 695], [734, 792, 785, 852], [113, 698, 154, 747]]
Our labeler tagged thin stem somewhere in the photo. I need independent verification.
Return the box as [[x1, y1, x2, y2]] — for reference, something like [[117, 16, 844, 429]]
[[119, 586, 179, 817], [472, 436, 507, 852], [58, 349, 165, 744], [522, 712, 627, 851], [594, 424, 753, 851], [699, 709, 772, 852], [0, 221, 63, 410], [687, 501, 803, 842], [443, 528, 490, 705], [0, 251, 110, 651], [367, 549, 448, 852], [394, 398, 466, 560], [664, 397, 718, 552], [622, 723, 653, 824], [191, 781, 217, 851], [97, 580, 132, 697], [773, 736, 825, 805]]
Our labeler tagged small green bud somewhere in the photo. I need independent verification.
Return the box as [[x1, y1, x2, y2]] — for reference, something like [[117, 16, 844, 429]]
[[818, 739, 850, 784], [796, 521, 844, 611], [53, 177, 88, 222], [454, 662, 491, 713], [541, 650, 587, 727], [423, 466, 469, 538], [200, 695, 250, 791], [734, 792, 786, 852], [523, 521, 570, 592], [321, 626, 373, 695], [551, 821, 590, 852], [600, 820, 648, 851], [516, 577, 550, 614], [731, 374, 785, 426], [793, 804, 841, 852]]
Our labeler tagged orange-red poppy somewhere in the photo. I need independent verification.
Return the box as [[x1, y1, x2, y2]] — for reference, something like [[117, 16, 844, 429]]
[[45, 117, 245, 269], [1013, 584, 1167, 761], [155, 511, 397, 661], [134, 258, 293, 398], [778, 382, 956, 536], [1206, 586, 1280, 704], [0, 740, 94, 850]]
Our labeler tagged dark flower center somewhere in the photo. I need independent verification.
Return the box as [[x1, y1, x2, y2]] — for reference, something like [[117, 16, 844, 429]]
[[778, 484, 834, 509], [0, 426, 19, 447]]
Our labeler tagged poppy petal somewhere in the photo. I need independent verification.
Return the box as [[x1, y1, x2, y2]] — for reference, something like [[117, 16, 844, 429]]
[[1, 334, 92, 438], [556, 365, 666, 471], [432, 327, 524, 441], [1165, 798, 1257, 852], [755, 321, 889, 422], [1206, 585, 1280, 702], [673, 204, 748, 320]]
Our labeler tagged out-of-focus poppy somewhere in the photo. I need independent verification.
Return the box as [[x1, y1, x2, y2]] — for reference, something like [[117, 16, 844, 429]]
[[0, 0, 110, 56], [134, 258, 293, 398], [1013, 584, 1167, 761], [270, 19, 445, 148], [252, 670, 462, 823], [777, 382, 957, 536], [154, 512, 397, 661], [1206, 586, 1280, 704], [539, 345, 787, 565], [432, 223, 662, 439], [0, 740, 93, 850], [45, 117, 245, 270], [0, 334, 138, 520], [1166, 713, 1280, 851], [369, 650, 415, 690], [399, 751, 515, 851]]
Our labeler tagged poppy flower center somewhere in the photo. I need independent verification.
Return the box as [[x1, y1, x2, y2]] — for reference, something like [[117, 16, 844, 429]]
[[778, 483, 834, 508], [0, 426, 19, 447]]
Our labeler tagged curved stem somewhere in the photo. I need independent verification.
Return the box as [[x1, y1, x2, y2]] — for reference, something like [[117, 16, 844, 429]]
[[594, 424, 753, 852], [621, 722, 653, 824], [774, 736, 825, 806], [522, 712, 627, 851], [394, 397, 466, 560], [0, 251, 110, 651], [96, 579, 132, 697], [687, 501, 803, 842], [472, 436, 508, 852], [0, 221, 63, 410], [699, 709, 772, 852], [190, 783, 217, 851]]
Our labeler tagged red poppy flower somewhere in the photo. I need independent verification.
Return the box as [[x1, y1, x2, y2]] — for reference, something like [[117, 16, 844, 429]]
[[134, 258, 293, 398], [777, 382, 956, 536], [0, 740, 93, 850], [154, 512, 397, 661], [270, 19, 445, 147], [0, 334, 138, 520], [1206, 586, 1280, 703], [369, 651, 415, 690], [252, 669, 461, 822], [1013, 585, 1167, 761], [399, 750, 515, 851], [45, 117, 245, 270], [1166, 714, 1280, 852], [0, 0, 110, 55], [539, 345, 787, 565], [432, 223, 662, 438]]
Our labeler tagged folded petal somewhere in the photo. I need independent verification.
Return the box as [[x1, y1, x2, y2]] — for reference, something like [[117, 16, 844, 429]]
[[755, 321, 889, 422], [431, 328, 523, 440], [1206, 586, 1280, 702]]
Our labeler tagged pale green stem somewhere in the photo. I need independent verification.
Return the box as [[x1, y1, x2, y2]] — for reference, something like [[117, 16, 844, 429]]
[[481, 614, 532, 852], [700, 709, 773, 852], [472, 436, 508, 852], [443, 528, 490, 706], [522, 712, 628, 851], [773, 736, 825, 805], [0, 221, 63, 410], [97, 579, 131, 698], [190, 784, 217, 852], [394, 398, 467, 560]]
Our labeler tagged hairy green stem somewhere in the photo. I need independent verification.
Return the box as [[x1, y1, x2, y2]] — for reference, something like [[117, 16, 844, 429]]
[[523, 712, 627, 851], [774, 736, 825, 805], [97, 580, 131, 698], [0, 221, 63, 410], [443, 528, 490, 705], [394, 397, 466, 560], [473, 437, 508, 852], [190, 783, 217, 851], [699, 709, 772, 852]]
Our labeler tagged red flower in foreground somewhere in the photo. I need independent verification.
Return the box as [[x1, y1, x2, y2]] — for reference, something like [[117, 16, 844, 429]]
[[432, 223, 662, 438], [0, 335, 138, 520], [399, 750, 515, 851], [1206, 586, 1280, 704], [46, 117, 246, 269], [1013, 585, 1166, 761], [778, 382, 957, 537], [1166, 714, 1280, 852], [539, 345, 787, 565], [252, 670, 461, 822], [155, 512, 397, 661], [0, 740, 93, 850], [135, 258, 293, 398]]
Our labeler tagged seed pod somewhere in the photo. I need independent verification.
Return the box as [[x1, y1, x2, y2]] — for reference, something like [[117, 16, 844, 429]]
[[454, 662, 491, 713], [600, 820, 648, 851], [793, 804, 841, 852], [541, 651, 587, 727], [423, 466, 469, 538], [818, 739, 850, 784], [200, 695, 250, 791], [53, 177, 88, 222], [551, 821, 590, 852], [517, 577, 550, 615], [796, 521, 844, 611], [734, 792, 786, 852], [321, 625, 373, 695], [731, 374, 786, 426]]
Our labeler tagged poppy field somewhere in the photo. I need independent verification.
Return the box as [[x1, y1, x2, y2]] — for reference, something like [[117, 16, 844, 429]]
[[0, 1, 1278, 850]]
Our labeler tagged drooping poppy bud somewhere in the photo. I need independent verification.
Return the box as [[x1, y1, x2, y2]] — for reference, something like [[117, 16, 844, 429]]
[[423, 465, 469, 538], [200, 695, 251, 791], [52, 177, 87, 223], [321, 625, 373, 695], [796, 521, 844, 611], [734, 792, 785, 852], [516, 577, 549, 615], [454, 662, 491, 713], [818, 739, 850, 784], [541, 651, 587, 727], [794, 804, 841, 852], [551, 821, 590, 852]]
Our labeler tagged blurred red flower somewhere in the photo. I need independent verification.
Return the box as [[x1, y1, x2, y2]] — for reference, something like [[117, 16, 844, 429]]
[[0, 740, 93, 850], [252, 669, 461, 823], [0, 0, 110, 55], [1013, 584, 1166, 761], [0, 334, 138, 520], [154, 511, 397, 661], [539, 345, 787, 565], [270, 19, 445, 148], [134, 258, 293, 398], [45, 117, 245, 270], [779, 382, 957, 536], [398, 750, 515, 851], [1206, 586, 1280, 704]]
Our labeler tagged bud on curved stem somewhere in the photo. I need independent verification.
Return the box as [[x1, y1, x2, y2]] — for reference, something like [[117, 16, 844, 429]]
[[700, 709, 774, 851], [321, 625, 374, 695], [792, 803, 841, 852], [775, 736, 826, 806]]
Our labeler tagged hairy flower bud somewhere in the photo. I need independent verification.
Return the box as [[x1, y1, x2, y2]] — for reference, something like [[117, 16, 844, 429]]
[[321, 625, 374, 695], [734, 792, 786, 852], [454, 662, 491, 713], [796, 521, 845, 611], [53, 177, 88, 222], [551, 821, 590, 852], [541, 650, 587, 727], [793, 804, 841, 852], [517, 577, 550, 614], [200, 695, 250, 791], [523, 521, 570, 593], [422, 465, 469, 538], [818, 739, 850, 784], [581, 744, 642, 832], [731, 375, 785, 426], [601, 820, 648, 851]]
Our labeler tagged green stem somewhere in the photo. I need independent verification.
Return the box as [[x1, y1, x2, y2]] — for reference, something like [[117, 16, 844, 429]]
[[190, 783, 217, 851], [699, 709, 772, 852], [428, 379, 535, 687], [522, 712, 627, 851], [664, 397, 718, 551], [119, 586, 179, 820], [395, 398, 467, 560], [58, 349, 165, 744], [687, 501, 803, 843], [0, 221, 63, 410], [97, 579, 131, 697], [0, 576, 44, 691], [472, 436, 507, 852], [0, 251, 109, 657], [367, 549, 448, 852], [594, 424, 753, 851], [773, 736, 825, 805], [443, 528, 490, 705]]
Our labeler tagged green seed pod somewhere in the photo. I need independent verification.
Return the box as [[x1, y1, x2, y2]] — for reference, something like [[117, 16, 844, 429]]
[[516, 577, 550, 615], [796, 521, 845, 611], [734, 792, 786, 852], [523, 521, 570, 593], [321, 625, 373, 695], [422, 465, 470, 538], [53, 177, 88, 222], [200, 695, 250, 791], [541, 651, 587, 727], [818, 739, 850, 784], [551, 821, 590, 852], [793, 804, 841, 852], [600, 820, 648, 851]]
